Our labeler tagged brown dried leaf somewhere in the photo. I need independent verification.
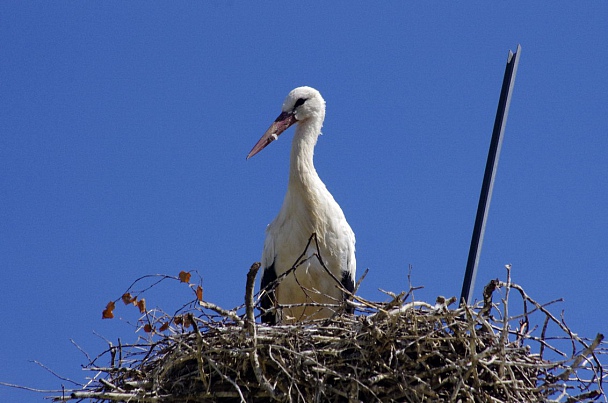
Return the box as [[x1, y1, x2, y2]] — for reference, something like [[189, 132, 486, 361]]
[[196, 285, 203, 302], [173, 315, 183, 326], [122, 292, 137, 305], [182, 314, 192, 328], [143, 323, 154, 333], [137, 298, 146, 314], [179, 271, 191, 283], [159, 321, 170, 332], [102, 301, 115, 319]]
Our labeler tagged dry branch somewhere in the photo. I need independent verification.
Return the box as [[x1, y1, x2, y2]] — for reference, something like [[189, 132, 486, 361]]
[[44, 264, 607, 403]]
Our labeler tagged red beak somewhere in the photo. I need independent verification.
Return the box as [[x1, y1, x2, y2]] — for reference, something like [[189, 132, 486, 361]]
[[247, 111, 297, 160]]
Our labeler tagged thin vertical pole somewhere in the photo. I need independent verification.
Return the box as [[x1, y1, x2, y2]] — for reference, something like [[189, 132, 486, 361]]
[[460, 45, 521, 306]]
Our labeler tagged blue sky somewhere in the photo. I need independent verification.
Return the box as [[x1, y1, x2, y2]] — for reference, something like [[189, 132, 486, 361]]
[[1, 2, 607, 400]]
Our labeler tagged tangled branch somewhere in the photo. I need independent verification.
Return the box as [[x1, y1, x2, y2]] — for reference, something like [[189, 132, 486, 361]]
[[43, 261, 605, 402]]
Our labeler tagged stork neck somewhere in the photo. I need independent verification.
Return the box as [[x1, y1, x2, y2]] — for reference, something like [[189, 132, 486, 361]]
[[288, 120, 322, 189]]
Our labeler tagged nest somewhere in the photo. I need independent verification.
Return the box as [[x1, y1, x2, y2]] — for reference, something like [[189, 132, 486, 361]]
[[51, 263, 606, 402]]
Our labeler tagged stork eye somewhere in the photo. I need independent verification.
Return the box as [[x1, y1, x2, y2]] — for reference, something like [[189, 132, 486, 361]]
[[293, 98, 307, 110]]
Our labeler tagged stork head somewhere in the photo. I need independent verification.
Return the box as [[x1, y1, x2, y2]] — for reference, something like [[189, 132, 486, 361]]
[[247, 86, 326, 159]]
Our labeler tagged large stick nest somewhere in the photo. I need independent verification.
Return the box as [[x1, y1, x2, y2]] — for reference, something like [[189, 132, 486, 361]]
[[52, 263, 605, 402]]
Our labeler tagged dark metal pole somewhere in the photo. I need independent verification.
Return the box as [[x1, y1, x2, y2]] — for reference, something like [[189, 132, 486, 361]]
[[460, 45, 521, 306]]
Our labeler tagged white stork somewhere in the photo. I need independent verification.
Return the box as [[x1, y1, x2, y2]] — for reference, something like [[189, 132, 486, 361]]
[[247, 86, 356, 324]]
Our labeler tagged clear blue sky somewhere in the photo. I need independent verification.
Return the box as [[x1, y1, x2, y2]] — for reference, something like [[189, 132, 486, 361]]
[[1, 3, 607, 400]]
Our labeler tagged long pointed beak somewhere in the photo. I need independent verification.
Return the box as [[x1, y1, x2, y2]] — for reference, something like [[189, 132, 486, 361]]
[[247, 111, 297, 159]]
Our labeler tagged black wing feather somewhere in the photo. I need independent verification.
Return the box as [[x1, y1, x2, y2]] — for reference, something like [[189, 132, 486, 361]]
[[260, 262, 278, 325], [341, 270, 355, 314]]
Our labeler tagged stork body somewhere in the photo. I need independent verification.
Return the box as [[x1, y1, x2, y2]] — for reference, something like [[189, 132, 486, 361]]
[[247, 87, 356, 324]]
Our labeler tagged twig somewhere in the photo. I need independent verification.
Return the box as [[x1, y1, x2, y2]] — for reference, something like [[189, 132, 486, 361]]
[[245, 262, 261, 333], [244, 262, 276, 399], [0, 381, 64, 393], [198, 300, 243, 327], [555, 333, 604, 381], [30, 360, 82, 387], [499, 264, 512, 379]]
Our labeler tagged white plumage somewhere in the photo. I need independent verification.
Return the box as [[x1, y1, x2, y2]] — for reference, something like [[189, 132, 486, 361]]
[[247, 87, 356, 324]]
